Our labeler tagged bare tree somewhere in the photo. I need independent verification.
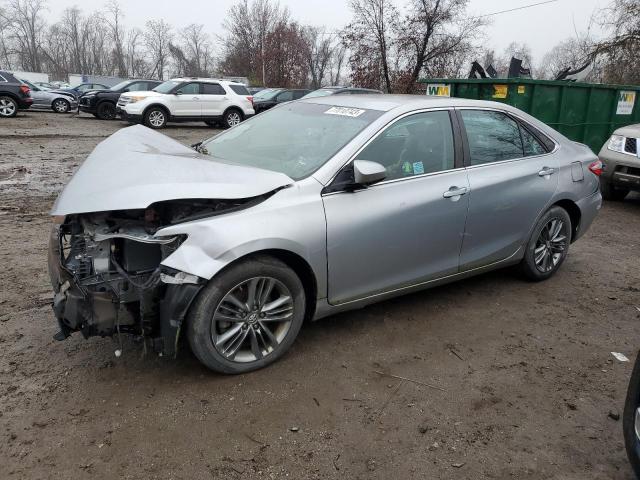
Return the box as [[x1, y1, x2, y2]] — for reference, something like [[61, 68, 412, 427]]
[[104, 0, 127, 77], [595, 0, 640, 84], [263, 20, 309, 87], [539, 37, 595, 80], [343, 0, 396, 92], [2, 0, 48, 71], [144, 19, 172, 80], [303, 27, 335, 88], [220, 0, 289, 85]]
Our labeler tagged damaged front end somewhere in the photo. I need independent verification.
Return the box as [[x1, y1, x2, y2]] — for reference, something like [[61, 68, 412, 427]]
[[46, 201, 234, 357]]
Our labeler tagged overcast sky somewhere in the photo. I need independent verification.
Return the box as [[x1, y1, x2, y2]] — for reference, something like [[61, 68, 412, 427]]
[[44, 0, 608, 62]]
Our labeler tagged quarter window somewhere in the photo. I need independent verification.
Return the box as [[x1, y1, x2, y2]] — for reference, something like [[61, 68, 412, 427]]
[[202, 83, 226, 95], [228, 84, 249, 95], [355, 110, 455, 181], [521, 126, 547, 156]]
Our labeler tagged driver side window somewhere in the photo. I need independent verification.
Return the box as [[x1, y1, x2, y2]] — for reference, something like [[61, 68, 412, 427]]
[[355, 110, 455, 181]]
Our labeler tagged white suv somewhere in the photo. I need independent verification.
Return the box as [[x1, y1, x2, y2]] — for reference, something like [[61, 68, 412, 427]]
[[117, 78, 255, 129]]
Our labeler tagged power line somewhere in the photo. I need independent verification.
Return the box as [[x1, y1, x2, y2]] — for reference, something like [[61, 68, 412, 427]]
[[473, 0, 560, 19]]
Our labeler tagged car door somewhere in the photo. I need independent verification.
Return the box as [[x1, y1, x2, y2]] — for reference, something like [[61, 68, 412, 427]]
[[457, 108, 559, 270], [200, 83, 227, 117], [27, 83, 47, 107], [170, 82, 201, 117], [323, 109, 470, 305]]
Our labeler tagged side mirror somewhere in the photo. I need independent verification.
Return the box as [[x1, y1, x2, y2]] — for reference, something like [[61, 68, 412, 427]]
[[122, 88, 129, 93], [353, 160, 387, 186]]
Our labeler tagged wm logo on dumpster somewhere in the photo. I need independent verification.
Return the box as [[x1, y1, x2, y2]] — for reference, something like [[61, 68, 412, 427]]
[[426, 84, 451, 97]]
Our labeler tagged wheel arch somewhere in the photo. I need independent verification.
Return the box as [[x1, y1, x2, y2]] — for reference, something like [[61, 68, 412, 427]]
[[51, 96, 70, 110], [552, 198, 581, 243], [223, 105, 244, 118], [202, 248, 318, 323], [143, 103, 171, 118]]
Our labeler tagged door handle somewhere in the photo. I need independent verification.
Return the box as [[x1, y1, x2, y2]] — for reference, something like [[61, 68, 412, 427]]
[[538, 167, 556, 177], [443, 186, 468, 198]]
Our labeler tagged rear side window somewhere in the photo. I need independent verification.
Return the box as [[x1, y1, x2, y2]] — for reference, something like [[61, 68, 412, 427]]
[[228, 84, 249, 95], [461, 110, 524, 165], [292, 90, 307, 100], [202, 83, 226, 95]]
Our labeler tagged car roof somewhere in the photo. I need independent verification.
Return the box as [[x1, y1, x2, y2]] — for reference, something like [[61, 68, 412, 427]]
[[170, 77, 245, 85], [299, 94, 522, 113]]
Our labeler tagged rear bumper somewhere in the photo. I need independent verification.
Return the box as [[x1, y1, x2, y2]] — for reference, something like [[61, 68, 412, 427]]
[[574, 189, 602, 242], [18, 97, 33, 109]]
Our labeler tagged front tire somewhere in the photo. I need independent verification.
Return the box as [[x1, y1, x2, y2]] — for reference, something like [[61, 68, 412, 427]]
[[600, 180, 629, 201], [187, 255, 306, 374], [96, 101, 116, 120], [520, 206, 572, 281], [144, 107, 168, 129], [624, 351, 640, 479], [222, 109, 243, 129], [52, 98, 70, 113], [0, 96, 18, 117]]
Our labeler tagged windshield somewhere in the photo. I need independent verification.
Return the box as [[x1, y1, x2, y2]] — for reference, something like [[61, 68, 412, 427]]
[[110, 80, 130, 91], [302, 89, 337, 99], [153, 80, 180, 93], [200, 102, 383, 180], [253, 88, 282, 100]]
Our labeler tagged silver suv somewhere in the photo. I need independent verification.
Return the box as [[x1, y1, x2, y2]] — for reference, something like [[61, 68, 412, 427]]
[[117, 78, 255, 129]]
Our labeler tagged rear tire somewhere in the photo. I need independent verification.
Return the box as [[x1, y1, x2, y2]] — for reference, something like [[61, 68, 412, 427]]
[[600, 180, 629, 201], [96, 101, 116, 120], [624, 351, 640, 479], [144, 107, 167, 129], [222, 109, 243, 129], [520, 206, 572, 281], [0, 96, 18, 117], [187, 255, 305, 374]]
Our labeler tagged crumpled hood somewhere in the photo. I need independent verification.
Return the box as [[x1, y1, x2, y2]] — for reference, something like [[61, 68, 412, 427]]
[[51, 125, 293, 216]]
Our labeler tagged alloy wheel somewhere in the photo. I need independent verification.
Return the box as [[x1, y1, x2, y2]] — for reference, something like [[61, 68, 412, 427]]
[[53, 99, 69, 113], [534, 218, 567, 273], [148, 110, 165, 127], [211, 276, 294, 363], [0, 98, 16, 117], [227, 111, 241, 127]]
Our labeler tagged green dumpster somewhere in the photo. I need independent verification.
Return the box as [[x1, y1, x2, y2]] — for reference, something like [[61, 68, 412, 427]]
[[420, 78, 640, 153]]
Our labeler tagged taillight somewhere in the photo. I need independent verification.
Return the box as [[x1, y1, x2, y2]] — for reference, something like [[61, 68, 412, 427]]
[[246, 95, 253, 105], [19, 84, 30, 95], [588, 159, 603, 176]]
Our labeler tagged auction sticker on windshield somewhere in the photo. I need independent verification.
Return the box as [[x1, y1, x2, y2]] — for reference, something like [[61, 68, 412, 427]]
[[324, 106, 366, 117]]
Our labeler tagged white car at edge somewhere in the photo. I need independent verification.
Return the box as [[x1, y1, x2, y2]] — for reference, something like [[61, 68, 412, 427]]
[[117, 77, 255, 129]]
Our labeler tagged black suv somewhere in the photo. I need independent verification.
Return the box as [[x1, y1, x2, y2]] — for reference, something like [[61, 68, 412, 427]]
[[0, 71, 33, 118], [79, 79, 162, 120], [252, 88, 311, 113]]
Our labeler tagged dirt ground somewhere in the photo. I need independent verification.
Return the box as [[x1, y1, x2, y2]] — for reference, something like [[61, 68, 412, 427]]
[[1, 111, 639, 480]]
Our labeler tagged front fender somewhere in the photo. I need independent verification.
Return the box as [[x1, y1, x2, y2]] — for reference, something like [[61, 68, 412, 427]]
[[156, 181, 328, 298]]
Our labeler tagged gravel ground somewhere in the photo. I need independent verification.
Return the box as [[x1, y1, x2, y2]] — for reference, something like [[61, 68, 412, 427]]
[[1, 111, 639, 480]]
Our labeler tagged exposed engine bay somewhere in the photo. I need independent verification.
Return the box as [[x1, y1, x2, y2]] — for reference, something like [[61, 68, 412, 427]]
[[48, 197, 267, 355]]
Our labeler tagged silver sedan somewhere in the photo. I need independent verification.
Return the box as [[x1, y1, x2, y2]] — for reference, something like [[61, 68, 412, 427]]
[[48, 95, 602, 373], [21, 79, 77, 113]]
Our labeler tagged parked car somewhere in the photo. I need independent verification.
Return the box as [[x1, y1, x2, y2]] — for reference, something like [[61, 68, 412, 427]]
[[58, 82, 109, 99], [248, 87, 266, 95], [34, 82, 55, 90], [252, 88, 311, 113], [19, 79, 77, 113], [78, 79, 162, 120], [48, 95, 602, 374], [624, 351, 640, 478], [598, 125, 640, 201], [117, 77, 255, 129], [0, 70, 32, 117], [302, 86, 383, 98]]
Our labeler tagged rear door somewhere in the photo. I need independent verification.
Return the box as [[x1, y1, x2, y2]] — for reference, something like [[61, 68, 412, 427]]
[[457, 108, 559, 270], [200, 82, 227, 117], [323, 109, 470, 305], [171, 82, 201, 117]]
